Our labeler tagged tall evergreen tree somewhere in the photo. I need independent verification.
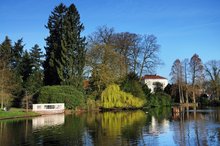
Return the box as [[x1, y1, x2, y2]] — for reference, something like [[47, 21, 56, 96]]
[[43, 3, 86, 88], [19, 50, 33, 82], [43, 3, 67, 85], [29, 44, 44, 93], [30, 44, 43, 72], [11, 38, 24, 70], [0, 36, 12, 66], [11, 39, 25, 94], [62, 4, 86, 87], [0, 36, 14, 109]]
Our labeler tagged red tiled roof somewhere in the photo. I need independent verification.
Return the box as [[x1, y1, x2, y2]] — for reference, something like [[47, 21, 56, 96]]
[[142, 75, 167, 80]]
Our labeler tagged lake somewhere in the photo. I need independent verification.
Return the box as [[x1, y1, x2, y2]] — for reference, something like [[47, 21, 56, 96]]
[[1, 107, 220, 146]]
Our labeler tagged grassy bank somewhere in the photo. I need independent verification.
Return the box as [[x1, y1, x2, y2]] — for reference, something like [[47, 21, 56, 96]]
[[0, 108, 40, 120]]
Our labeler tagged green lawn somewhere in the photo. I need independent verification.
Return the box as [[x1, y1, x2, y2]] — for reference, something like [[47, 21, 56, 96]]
[[0, 108, 39, 120]]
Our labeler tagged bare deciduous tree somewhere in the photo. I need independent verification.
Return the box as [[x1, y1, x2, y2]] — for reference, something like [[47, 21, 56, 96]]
[[205, 60, 220, 99], [139, 35, 161, 79], [182, 59, 189, 103], [170, 59, 184, 103], [189, 54, 204, 103]]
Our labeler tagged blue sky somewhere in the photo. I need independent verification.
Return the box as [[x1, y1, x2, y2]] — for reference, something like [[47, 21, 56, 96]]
[[0, 0, 220, 81]]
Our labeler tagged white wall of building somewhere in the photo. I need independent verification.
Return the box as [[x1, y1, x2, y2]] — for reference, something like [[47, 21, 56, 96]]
[[143, 78, 168, 93]]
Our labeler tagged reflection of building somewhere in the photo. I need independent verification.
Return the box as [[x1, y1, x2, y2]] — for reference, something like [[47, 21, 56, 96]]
[[32, 103, 65, 114], [149, 116, 170, 135], [32, 114, 65, 129], [142, 75, 168, 93]]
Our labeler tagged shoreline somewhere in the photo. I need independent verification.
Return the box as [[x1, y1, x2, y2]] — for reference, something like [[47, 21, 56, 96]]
[[0, 109, 85, 121]]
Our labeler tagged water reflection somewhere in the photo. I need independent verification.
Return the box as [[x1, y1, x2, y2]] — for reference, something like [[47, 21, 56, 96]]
[[1, 107, 220, 146], [32, 114, 65, 129], [86, 110, 147, 146], [171, 106, 220, 146]]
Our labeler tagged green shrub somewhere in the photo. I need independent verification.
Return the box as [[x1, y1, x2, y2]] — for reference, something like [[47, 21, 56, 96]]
[[149, 92, 171, 107], [36, 86, 85, 109], [121, 72, 145, 99], [101, 84, 145, 109]]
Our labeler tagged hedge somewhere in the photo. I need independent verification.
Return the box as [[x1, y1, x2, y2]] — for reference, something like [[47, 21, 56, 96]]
[[35, 86, 85, 109]]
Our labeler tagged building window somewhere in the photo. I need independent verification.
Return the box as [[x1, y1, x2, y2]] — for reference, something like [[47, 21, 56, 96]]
[[44, 105, 55, 109]]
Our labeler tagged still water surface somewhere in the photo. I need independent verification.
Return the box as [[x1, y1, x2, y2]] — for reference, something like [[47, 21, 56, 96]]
[[1, 107, 220, 146]]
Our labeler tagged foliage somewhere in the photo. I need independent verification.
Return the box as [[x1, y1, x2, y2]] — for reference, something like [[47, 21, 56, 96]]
[[86, 26, 126, 94], [101, 84, 145, 109], [86, 98, 100, 111], [18, 50, 33, 82], [121, 72, 145, 99], [86, 27, 161, 96], [35, 86, 85, 109], [0, 36, 17, 109], [149, 92, 171, 107], [30, 44, 44, 72], [153, 82, 163, 93], [142, 84, 151, 98], [43, 3, 86, 88], [197, 94, 209, 105]]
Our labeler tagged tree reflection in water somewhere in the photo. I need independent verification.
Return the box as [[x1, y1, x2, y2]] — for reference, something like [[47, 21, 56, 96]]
[[86, 110, 147, 146], [1, 107, 220, 146]]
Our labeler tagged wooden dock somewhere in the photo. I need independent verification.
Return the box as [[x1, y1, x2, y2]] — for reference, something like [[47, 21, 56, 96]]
[[172, 103, 198, 107], [171, 103, 198, 114]]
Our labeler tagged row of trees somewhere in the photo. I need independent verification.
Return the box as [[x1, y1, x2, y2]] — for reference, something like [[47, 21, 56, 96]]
[[170, 54, 220, 104], [0, 2, 171, 109], [2, 2, 219, 110], [0, 37, 43, 108], [0, 3, 86, 109], [86, 26, 161, 97]]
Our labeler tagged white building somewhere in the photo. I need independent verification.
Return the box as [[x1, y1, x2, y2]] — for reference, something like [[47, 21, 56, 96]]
[[142, 75, 168, 93], [32, 103, 65, 114]]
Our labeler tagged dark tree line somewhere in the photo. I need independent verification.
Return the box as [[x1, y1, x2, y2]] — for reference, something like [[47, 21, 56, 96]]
[[0, 37, 43, 108], [0, 3, 87, 108]]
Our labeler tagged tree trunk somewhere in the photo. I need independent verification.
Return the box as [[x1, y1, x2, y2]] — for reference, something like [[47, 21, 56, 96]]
[[26, 91, 28, 112], [192, 86, 196, 103], [185, 87, 189, 104], [179, 83, 182, 103], [1, 63, 5, 109], [181, 85, 184, 103]]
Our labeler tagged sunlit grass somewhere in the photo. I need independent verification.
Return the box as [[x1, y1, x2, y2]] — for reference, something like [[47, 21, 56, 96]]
[[0, 108, 39, 119]]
